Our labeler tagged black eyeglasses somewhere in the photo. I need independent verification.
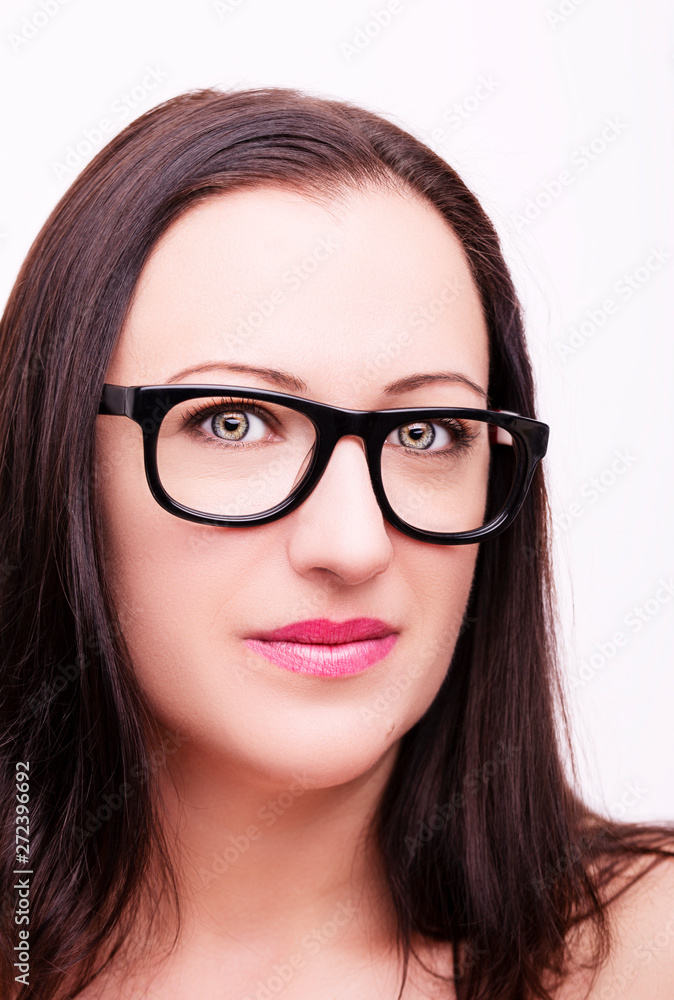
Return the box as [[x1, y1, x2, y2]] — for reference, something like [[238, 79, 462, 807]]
[[97, 384, 549, 545]]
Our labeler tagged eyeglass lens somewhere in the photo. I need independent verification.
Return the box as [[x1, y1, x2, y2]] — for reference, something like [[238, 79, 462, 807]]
[[154, 393, 517, 533]]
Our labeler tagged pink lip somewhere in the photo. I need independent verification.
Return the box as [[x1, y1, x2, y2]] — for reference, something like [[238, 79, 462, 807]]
[[245, 617, 398, 677]]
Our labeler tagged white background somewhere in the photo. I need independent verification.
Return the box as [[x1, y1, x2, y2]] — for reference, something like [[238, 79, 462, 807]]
[[1, 0, 672, 820]]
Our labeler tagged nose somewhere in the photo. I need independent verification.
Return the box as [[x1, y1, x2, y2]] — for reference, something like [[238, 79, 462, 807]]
[[285, 435, 393, 585]]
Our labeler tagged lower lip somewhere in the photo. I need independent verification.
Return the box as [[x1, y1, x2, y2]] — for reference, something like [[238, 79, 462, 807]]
[[244, 633, 398, 677]]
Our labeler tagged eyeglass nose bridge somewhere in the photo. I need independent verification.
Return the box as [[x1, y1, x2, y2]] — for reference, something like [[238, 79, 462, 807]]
[[292, 404, 387, 508], [97, 384, 548, 545], [312, 402, 382, 442]]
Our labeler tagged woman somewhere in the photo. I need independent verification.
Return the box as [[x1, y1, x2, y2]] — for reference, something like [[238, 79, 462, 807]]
[[1, 86, 673, 1000]]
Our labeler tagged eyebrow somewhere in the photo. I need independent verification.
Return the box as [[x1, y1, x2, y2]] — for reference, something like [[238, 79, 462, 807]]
[[165, 361, 489, 403]]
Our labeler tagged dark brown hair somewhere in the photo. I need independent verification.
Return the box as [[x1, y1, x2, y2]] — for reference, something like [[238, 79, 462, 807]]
[[1, 86, 672, 1000]]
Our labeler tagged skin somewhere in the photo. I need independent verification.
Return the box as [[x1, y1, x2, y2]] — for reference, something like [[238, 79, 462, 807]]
[[93, 182, 484, 996], [90, 183, 674, 998]]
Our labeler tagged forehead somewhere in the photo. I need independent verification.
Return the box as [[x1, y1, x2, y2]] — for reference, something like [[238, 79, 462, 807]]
[[109, 184, 490, 406]]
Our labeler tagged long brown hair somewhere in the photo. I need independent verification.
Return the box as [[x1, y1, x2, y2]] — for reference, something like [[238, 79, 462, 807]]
[[1, 86, 672, 1000]]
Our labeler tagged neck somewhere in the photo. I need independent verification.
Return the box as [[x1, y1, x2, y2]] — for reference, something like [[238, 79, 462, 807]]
[[148, 738, 403, 963]]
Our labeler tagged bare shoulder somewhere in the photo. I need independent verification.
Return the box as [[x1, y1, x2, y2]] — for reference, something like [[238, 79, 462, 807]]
[[555, 848, 674, 999], [409, 851, 674, 1000]]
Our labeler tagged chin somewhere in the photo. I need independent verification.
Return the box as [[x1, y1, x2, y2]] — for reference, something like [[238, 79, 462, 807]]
[[214, 726, 402, 791]]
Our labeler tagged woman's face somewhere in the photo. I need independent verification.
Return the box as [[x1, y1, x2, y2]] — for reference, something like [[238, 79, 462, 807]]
[[95, 183, 489, 789]]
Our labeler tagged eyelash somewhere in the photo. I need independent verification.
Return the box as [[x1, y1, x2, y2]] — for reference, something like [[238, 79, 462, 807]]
[[391, 418, 478, 458], [180, 399, 478, 456], [182, 399, 276, 427]]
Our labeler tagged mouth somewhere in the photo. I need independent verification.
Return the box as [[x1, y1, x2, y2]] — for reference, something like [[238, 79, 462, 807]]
[[244, 617, 398, 678]]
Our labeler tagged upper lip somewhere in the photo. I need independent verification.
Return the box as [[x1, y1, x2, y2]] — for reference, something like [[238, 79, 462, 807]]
[[250, 617, 395, 644]]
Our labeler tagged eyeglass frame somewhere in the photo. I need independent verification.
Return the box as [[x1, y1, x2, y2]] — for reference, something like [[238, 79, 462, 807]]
[[97, 383, 549, 545]]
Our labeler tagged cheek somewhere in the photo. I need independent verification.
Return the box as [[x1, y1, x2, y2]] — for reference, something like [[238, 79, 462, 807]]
[[372, 542, 479, 724], [94, 422, 238, 712], [94, 420, 481, 779], [97, 502, 252, 706]]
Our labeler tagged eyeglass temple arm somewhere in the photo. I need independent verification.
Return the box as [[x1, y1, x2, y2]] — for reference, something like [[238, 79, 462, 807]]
[[98, 384, 132, 416]]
